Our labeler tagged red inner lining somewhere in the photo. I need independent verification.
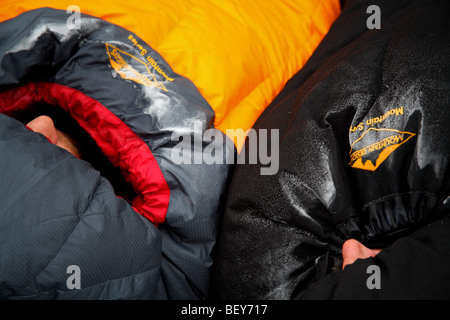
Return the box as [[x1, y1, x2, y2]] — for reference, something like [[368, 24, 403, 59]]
[[0, 82, 170, 226]]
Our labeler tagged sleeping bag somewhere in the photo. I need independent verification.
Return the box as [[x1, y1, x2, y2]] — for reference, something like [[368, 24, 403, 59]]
[[0, 8, 229, 300], [0, 0, 341, 151], [0, 1, 340, 299], [213, 0, 450, 299]]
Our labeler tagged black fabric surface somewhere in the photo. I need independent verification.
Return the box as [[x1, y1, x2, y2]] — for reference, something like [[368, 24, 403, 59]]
[[212, 0, 450, 299]]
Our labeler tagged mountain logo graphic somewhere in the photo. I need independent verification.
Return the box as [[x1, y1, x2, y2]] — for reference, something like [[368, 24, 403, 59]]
[[105, 43, 167, 91], [349, 128, 416, 171]]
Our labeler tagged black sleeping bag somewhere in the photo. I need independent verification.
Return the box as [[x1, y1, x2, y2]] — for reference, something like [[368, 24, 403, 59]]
[[0, 8, 232, 299], [213, 0, 450, 299]]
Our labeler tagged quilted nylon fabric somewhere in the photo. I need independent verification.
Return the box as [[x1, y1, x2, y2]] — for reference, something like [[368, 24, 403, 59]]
[[0, 0, 341, 150]]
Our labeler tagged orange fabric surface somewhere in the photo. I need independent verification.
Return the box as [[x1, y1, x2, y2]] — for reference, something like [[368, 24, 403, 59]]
[[0, 0, 341, 150]]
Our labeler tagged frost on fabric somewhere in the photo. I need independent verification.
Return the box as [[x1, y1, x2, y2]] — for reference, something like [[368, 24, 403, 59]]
[[139, 84, 208, 135], [6, 17, 101, 54]]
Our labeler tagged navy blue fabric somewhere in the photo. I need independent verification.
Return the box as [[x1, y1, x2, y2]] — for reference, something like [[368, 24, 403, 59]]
[[0, 114, 163, 299], [0, 8, 232, 299]]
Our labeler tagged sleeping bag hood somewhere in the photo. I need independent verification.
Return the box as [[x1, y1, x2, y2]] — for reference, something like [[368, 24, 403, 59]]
[[0, 8, 233, 299], [213, 0, 450, 299], [0, 0, 342, 299]]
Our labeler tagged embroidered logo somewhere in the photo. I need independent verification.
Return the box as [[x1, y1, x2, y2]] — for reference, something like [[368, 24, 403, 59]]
[[349, 107, 416, 171], [105, 43, 168, 91], [349, 128, 415, 171]]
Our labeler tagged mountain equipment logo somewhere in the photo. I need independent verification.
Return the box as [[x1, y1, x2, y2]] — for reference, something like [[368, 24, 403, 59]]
[[105, 43, 168, 91], [349, 128, 415, 171]]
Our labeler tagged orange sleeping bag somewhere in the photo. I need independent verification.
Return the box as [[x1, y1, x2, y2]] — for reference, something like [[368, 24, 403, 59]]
[[0, 0, 341, 150]]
